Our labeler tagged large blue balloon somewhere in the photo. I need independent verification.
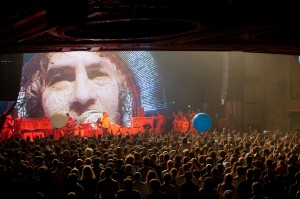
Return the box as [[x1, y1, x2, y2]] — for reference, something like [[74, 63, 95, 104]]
[[192, 113, 212, 132]]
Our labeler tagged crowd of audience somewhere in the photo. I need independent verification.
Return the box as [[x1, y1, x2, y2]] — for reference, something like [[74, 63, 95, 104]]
[[0, 124, 300, 199]]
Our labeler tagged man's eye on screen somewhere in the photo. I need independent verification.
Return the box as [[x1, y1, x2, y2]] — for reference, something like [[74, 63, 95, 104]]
[[47, 74, 74, 87], [88, 70, 111, 82]]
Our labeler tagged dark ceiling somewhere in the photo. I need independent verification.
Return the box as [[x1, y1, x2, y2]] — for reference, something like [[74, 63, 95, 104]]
[[0, 0, 300, 55]]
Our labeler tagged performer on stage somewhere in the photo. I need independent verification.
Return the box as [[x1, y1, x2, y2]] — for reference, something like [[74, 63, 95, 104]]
[[155, 111, 166, 134], [181, 116, 189, 133], [95, 116, 102, 137], [61, 113, 76, 136], [13, 116, 23, 137], [0, 113, 14, 141], [101, 112, 111, 136], [96, 116, 102, 129], [66, 113, 75, 126]]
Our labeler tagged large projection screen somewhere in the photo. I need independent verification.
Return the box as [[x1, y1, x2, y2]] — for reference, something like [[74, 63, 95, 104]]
[[16, 51, 167, 127]]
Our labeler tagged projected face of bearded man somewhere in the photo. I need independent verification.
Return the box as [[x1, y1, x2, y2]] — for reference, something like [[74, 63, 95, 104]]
[[22, 51, 133, 125], [43, 52, 119, 122], [42, 52, 119, 123]]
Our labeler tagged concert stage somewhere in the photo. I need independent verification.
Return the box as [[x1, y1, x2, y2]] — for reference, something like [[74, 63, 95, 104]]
[[18, 116, 154, 140]]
